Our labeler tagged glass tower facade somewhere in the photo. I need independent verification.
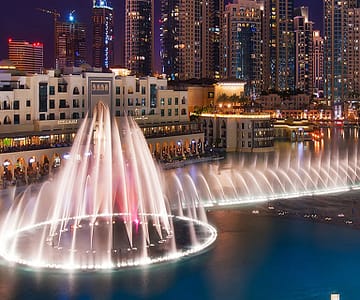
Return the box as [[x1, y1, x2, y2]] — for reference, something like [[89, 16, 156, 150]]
[[294, 7, 313, 94], [160, 0, 180, 80], [125, 0, 153, 76], [323, 0, 349, 118], [160, 0, 218, 80], [221, 0, 263, 96], [92, 0, 114, 69], [264, 0, 295, 91], [55, 15, 87, 70]]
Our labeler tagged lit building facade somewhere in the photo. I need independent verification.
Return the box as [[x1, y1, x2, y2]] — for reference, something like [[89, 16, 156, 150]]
[[186, 85, 215, 114], [214, 81, 246, 103], [294, 7, 313, 94], [0, 71, 202, 173], [323, 0, 349, 118], [220, 0, 264, 96], [0, 72, 192, 128], [55, 13, 87, 70], [92, 0, 114, 69], [348, 7, 360, 98], [312, 30, 324, 94], [8, 39, 43, 74], [263, 0, 295, 91], [160, 0, 219, 80], [257, 93, 310, 110], [201, 112, 274, 152], [211, 0, 221, 80], [125, 0, 153, 76], [160, 0, 180, 80]]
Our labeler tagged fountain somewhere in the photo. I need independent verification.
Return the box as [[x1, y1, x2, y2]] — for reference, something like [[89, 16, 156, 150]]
[[165, 142, 360, 208], [0, 102, 217, 270]]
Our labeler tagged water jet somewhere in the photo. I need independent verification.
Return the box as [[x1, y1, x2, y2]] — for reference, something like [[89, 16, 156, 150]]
[[0, 102, 216, 270]]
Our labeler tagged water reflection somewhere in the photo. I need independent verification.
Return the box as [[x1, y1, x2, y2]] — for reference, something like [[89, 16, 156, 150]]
[[165, 127, 360, 209], [0, 127, 359, 299]]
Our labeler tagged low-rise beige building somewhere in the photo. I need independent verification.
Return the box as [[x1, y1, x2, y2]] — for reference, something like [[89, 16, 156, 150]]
[[0, 71, 207, 184], [201, 112, 274, 152]]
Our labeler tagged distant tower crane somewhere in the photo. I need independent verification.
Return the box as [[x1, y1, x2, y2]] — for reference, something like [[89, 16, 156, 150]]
[[36, 8, 61, 22], [37, 8, 61, 68]]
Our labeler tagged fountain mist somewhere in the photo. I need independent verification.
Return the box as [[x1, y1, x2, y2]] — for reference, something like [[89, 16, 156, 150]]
[[165, 143, 360, 207], [0, 102, 216, 270]]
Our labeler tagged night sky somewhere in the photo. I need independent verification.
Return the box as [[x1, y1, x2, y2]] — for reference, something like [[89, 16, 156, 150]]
[[0, 0, 323, 71]]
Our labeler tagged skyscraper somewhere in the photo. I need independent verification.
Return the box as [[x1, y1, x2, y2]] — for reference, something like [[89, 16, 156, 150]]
[[8, 39, 43, 74], [323, 0, 349, 118], [347, 6, 360, 98], [263, 0, 295, 91], [349, 0, 360, 8], [312, 30, 324, 94], [220, 0, 264, 96], [125, 0, 153, 76], [294, 6, 313, 94], [160, 0, 180, 79], [55, 12, 87, 70], [92, 0, 114, 69], [160, 0, 219, 80]]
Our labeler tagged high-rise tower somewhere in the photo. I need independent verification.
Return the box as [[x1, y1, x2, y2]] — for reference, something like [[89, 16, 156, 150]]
[[160, 0, 180, 79], [312, 30, 324, 95], [294, 6, 313, 94], [263, 0, 295, 91], [160, 0, 219, 80], [92, 0, 114, 69], [125, 0, 153, 76], [323, 0, 349, 118], [8, 39, 44, 74], [220, 0, 264, 96], [348, 5, 360, 98], [55, 12, 87, 70]]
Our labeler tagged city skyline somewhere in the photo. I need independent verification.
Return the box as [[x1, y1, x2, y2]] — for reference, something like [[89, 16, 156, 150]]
[[0, 0, 322, 71]]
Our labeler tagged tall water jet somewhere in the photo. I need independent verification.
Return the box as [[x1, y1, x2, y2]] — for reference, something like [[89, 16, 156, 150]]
[[0, 102, 216, 270]]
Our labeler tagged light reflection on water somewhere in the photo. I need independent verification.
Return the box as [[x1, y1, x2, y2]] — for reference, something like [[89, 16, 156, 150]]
[[0, 127, 359, 299], [1, 206, 360, 300]]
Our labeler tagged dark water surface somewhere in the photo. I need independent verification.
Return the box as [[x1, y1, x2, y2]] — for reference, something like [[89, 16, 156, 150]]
[[0, 206, 360, 300], [1, 128, 360, 299]]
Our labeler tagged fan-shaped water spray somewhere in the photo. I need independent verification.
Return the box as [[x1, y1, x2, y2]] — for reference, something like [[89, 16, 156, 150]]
[[0, 102, 216, 270], [165, 142, 360, 207]]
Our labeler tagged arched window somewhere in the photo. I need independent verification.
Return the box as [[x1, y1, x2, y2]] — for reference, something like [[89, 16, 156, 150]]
[[73, 87, 80, 95], [3, 116, 11, 124]]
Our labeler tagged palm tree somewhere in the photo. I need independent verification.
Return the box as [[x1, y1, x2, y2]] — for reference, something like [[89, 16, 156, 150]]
[[228, 94, 240, 104], [216, 93, 229, 104]]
